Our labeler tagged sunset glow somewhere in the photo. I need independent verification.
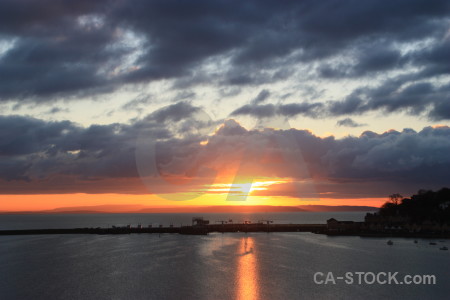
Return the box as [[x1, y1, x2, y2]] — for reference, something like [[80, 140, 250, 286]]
[[0, 192, 387, 212]]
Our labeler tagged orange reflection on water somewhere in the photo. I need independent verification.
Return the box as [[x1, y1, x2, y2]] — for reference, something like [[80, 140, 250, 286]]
[[237, 237, 259, 300]]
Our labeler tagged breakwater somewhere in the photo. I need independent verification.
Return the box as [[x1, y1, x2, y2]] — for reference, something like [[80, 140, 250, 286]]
[[0, 223, 327, 236]]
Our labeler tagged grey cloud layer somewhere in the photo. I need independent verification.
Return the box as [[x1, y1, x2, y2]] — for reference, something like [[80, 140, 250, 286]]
[[1, 103, 449, 196], [0, 0, 449, 120]]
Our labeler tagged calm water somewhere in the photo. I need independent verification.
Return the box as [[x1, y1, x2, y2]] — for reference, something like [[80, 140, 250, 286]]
[[0, 213, 449, 299]]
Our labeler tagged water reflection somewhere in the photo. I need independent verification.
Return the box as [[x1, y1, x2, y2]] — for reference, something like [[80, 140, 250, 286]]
[[237, 237, 259, 300]]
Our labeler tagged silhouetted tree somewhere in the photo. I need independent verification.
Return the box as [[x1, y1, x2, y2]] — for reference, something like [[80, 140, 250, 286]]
[[389, 193, 403, 205], [378, 188, 450, 223]]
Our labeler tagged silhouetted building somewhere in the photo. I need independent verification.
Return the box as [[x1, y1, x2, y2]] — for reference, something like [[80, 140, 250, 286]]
[[327, 218, 363, 232], [192, 217, 209, 226]]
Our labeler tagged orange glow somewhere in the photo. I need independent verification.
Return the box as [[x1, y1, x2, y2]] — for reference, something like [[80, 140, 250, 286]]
[[218, 178, 293, 202], [0, 177, 386, 211], [0, 194, 164, 212], [0, 192, 386, 212], [237, 237, 259, 300]]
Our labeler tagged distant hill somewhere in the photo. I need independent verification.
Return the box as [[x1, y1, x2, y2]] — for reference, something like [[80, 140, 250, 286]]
[[138, 205, 307, 213], [298, 205, 378, 212], [50, 204, 147, 213], [1, 204, 378, 214]]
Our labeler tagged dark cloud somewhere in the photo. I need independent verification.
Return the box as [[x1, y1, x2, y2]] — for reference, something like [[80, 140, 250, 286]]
[[223, 65, 295, 86], [0, 0, 107, 34], [1, 105, 449, 197], [410, 40, 450, 78], [0, 1, 119, 101], [366, 81, 434, 113], [0, 102, 208, 192], [231, 104, 277, 119], [0, 115, 77, 156], [336, 118, 366, 127], [0, 159, 31, 181], [328, 78, 450, 119], [121, 94, 153, 111], [45, 106, 69, 114], [149, 101, 200, 123], [231, 102, 324, 119], [251, 89, 270, 104], [277, 103, 324, 118], [429, 98, 450, 121], [355, 47, 403, 74], [319, 45, 404, 78], [0, 0, 448, 112], [328, 95, 364, 115], [185, 122, 450, 197]]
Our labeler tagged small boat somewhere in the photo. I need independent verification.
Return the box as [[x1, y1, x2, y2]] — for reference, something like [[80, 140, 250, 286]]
[[414, 240, 418, 244], [440, 246, 448, 251], [387, 240, 393, 245], [429, 242, 437, 245]]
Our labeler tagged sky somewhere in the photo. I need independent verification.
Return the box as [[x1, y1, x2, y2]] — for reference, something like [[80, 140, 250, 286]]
[[1, 0, 450, 211]]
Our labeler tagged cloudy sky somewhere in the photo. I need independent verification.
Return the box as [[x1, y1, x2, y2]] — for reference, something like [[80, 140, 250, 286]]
[[1, 0, 450, 211]]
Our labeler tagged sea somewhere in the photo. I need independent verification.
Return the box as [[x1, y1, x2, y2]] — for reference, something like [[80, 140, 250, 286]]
[[0, 212, 448, 300]]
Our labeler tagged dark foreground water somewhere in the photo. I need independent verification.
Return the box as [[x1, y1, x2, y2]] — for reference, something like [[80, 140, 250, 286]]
[[0, 213, 449, 300]]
